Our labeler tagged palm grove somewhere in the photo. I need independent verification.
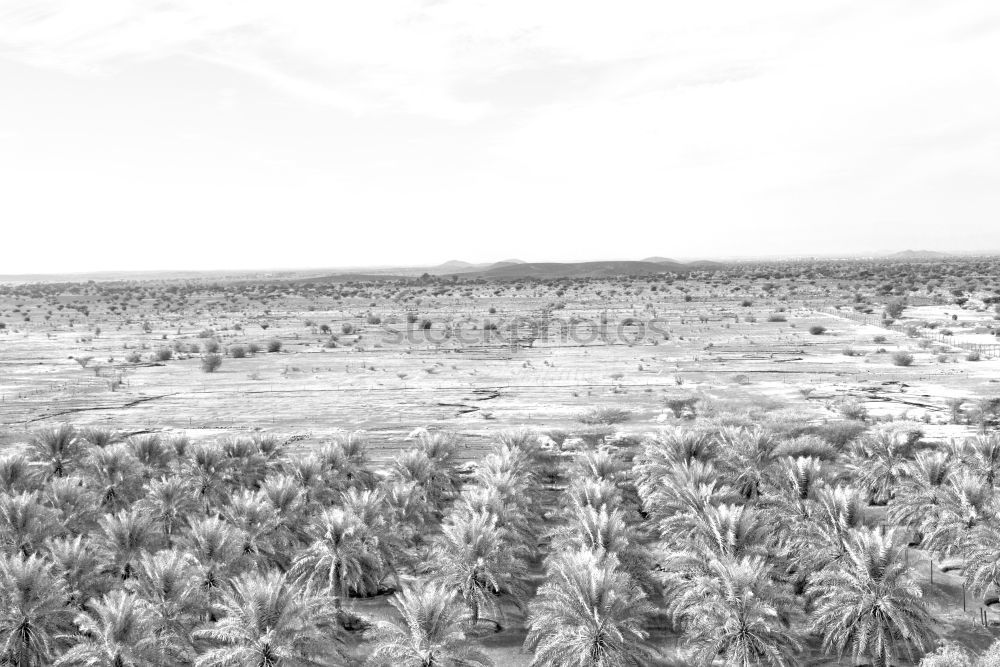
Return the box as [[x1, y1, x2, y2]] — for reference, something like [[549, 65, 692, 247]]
[[2, 414, 1000, 666]]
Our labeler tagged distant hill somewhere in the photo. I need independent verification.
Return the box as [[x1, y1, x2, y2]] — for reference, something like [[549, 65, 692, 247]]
[[496, 258, 526, 264], [433, 260, 476, 271], [459, 260, 699, 280], [886, 250, 953, 260], [642, 256, 678, 263]]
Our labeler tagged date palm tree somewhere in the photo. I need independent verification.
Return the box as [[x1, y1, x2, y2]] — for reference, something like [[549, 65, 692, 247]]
[[56, 590, 165, 666], [887, 451, 952, 529], [319, 431, 375, 490], [194, 571, 346, 667], [178, 517, 245, 605], [261, 474, 309, 563], [954, 433, 1000, 486], [779, 485, 869, 589], [922, 470, 994, 559], [0, 491, 59, 556], [0, 553, 73, 667], [562, 477, 623, 515], [340, 487, 400, 591], [126, 549, 206, 662], [392, 449, 459, 516], [455, 485, 535, 559], [45, 535, 110, 610], [633, 427, 715, 502], [716, 426, 780, 500], [44, 476, 99, 535], [365, 581, 491, 667], [552, 504, 657, 597], [182, 443, 230, 511], [127, 435, 176, 481], [524, 549, 656, 667], [572, 447, 626, 485], [809, 528, 933, 667], [27, 424, 83, 480], [849, 428, 912, 505], [431, 510, 528, 629], [96, 508, 157, 580], [668, 555, 802, 666], [963, 520, 1000, 598], [290, 508, 381, 602], [222, 489, 281, 570], [0, 453, 40, 494], [384, 480, 433, 549], [85, 444, 144, 511], [137, 476, 199, 547]]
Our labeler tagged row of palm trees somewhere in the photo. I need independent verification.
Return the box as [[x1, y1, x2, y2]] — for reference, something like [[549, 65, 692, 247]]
[[2, 420, 999, 665]]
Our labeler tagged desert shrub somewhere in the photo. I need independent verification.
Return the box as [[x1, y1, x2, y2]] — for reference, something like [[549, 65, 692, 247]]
[[800, 421, 868, 449], [323, 337, 338, 348], [420, 318, 433, 330], [154, 348, 173, 361], [740, 299, 752, 307], [198, 328, 215, 338], [201, 353, 223, 372], [341, 323, 355, 335], [665, 396, 699, 419], [319, 324, 331, 334], [809, 325, 827, 335], [873, 335, 887, 344], [230, 345, 247, 358], [842, 346, 859, 357], [74, 355, 93, 368], [885, 299, 906, 320], [124, 350, 141, 364], [967, 351, 981, 361], [838, 399, 868, 421], [248, 342, 261, 354], [366, 314, 381, 325], [891, 351, 914, 366], [578, 407, 632, 425], [775, 435, 839, 461], [188, 342, 200, 354], [919, 642, 972, 667], [203, 339, 221, 353], [267, 339, 282, 353], [767, 314, 786, 322], [406, 312, 419, 323]]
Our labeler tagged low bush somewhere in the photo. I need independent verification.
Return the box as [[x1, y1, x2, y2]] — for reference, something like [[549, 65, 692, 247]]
[[154, 348, 173, 362], [230, 345, 247, 358], [578, 407, 632, 425], [267, 339, 282, 353], [809, 325, 827, 335], [203, 339, 221, 354], [201, 353, 223, 372], [767, 314, 786, 322], [891, 351, 915, 367]]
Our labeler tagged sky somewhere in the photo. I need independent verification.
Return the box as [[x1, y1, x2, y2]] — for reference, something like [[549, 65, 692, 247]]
[[1, 0, 998, 274]]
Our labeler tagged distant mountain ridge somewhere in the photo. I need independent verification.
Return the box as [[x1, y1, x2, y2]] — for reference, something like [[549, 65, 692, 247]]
[[454, 259, 720, 279], [886, 250, 954, 260]]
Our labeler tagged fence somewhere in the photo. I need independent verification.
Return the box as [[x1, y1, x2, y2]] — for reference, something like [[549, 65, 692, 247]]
[[822, 307, 1000, 359]]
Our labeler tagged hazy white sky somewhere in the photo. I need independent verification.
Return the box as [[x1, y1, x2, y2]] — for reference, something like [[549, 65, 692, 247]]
[[1, 1, 998, 273]]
